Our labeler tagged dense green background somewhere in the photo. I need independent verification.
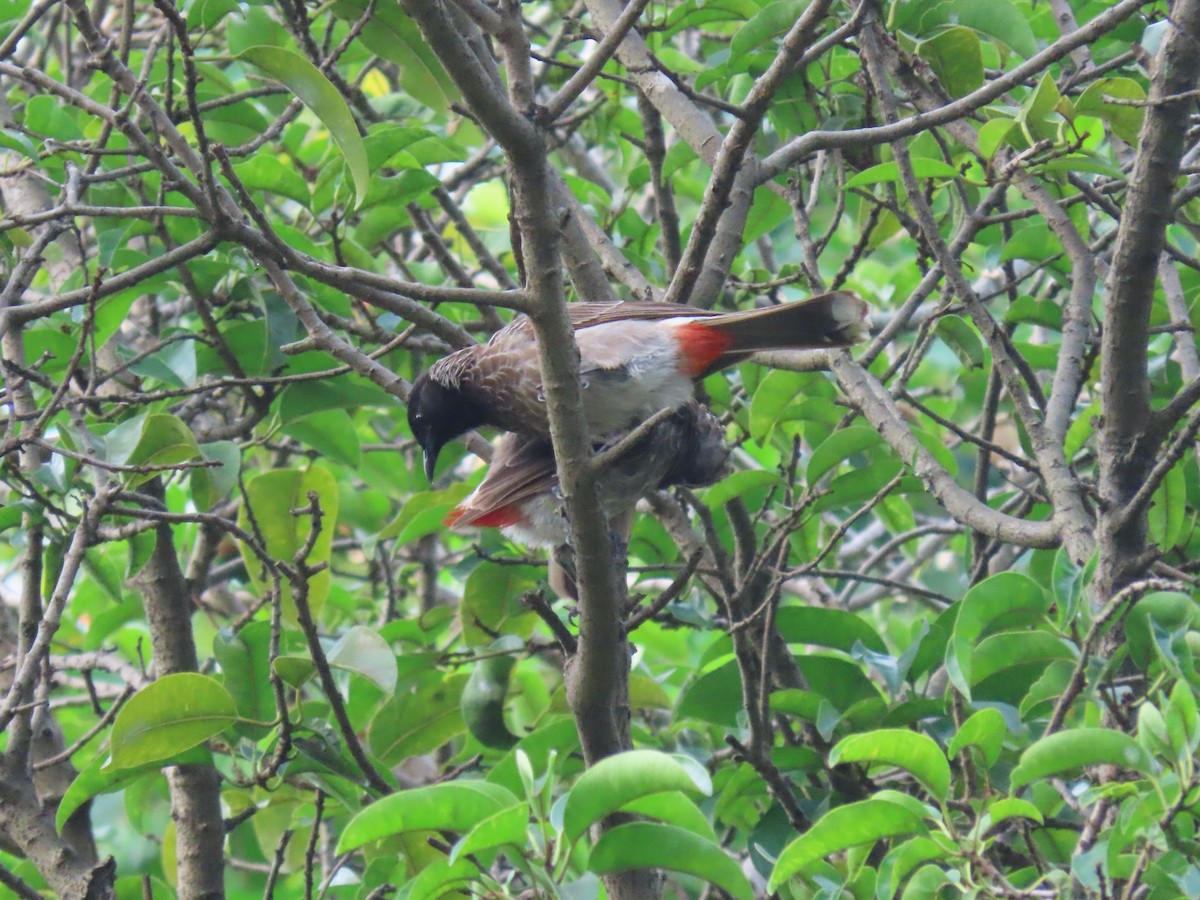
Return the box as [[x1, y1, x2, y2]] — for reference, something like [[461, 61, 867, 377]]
[[2, 0, 1199, 897]]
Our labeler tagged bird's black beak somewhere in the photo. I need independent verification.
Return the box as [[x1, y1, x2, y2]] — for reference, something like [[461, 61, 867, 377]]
[[423, 443, 441, 483]]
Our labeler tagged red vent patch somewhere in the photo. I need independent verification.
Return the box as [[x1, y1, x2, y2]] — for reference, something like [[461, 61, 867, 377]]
[[444, 503, 524, 529], [673, 321, 734, 377]]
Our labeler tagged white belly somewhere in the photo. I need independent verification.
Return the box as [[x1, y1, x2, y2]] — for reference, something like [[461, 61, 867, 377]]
[[575, 320, 695, 435]]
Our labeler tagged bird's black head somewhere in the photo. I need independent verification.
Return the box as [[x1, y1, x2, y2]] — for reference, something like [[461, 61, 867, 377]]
[[407, 373, 488, 482]]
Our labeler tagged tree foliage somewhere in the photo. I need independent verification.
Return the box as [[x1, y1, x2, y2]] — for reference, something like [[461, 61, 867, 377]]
[[1, 0, 1200, 897]]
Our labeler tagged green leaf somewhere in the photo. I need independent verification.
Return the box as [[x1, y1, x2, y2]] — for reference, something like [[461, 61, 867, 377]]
[[845, 158, 960, 188], [379, 483, 473, 546], [934, 314, 985, 370], [461, 637, 522, 750], [106, 412, 201, 485], [231, 155, 311, 205], [272, 654, 315, 688], [971, 631, 1076, 686], [407, 858, 480, 900], [775, 605, 887, 654], [1148, 460, 1188, 551], [978, 118, 1015, 160], [450, 802, 529, 863], [701, 469, 783, 507], [237, 466, 339, 622], [0, 127, 38, 160], [1126, 592, 1198, 670], [1000, 223, 1065, 263], [238, 46, 369, 207], [129, 340, 197, 388], [213, 622, 274, 731], [953, 0, 1037, 57], [945, 571, 1047, 699], [280, 408, 362, 468], [876, 836, 953, 900], [947, 708, 1007, 766], [337, 781, 517, 852], [369, 673, 467, 763], [1017, 71, 1066, 143], [985, 797, 1044, 828], [750, 369, 813, 443], [590, 823, 754, 900], [730, 0, 805, 56], [1138, 703, 1172, 757], [1076, 77, 1146, 145], [460, 562, 540, 647], [828, 729, 951, 801], [621, 792, 717, 841], [331, 0, 459, 111], [561, 750, 711, 850], [58, 746, 211, 833], [919, 27, 983, 97], [768, 798, 924, 891], [191, 441, 240, 512], [678, 659, 744, 726], [1064, 400, 1102, 461], [807, 426, 882, 485], [1167, 680, 1200, 760], [894, 0, 1036, 58], [1010, 728, 1156, 788], [327, 625, 398, 693], [107, 673, 237, 770], [1005, 295, 1063, 330]]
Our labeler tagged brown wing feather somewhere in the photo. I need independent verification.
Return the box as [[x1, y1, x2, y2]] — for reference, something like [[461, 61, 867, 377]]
[[567, 301, 718, 328], [449, 434, 557, 527]]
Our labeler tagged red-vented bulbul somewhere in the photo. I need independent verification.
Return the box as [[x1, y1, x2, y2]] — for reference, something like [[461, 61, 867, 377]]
[[408, 291, 867, 480], [445, 403, 730, 547]]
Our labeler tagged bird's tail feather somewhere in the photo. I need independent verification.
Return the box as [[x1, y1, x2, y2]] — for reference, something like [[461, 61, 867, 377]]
[[706, 291, 868, 354]]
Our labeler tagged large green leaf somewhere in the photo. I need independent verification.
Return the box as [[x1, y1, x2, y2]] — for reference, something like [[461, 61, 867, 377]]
[[768, 798, 925, 891], [239, 46, 369, 207], [1010, 729, 1156, 788], [213, 622, 274, 732], [945, 572, 1048, 699], [590, 823, 754, 900], [337, 782, 517, 852], [947, 708, 1007, 766], [107, 673, 237, 770], [104, 412, 201, 486], [1147, 459, 1188, 551], [829, 729, 951, 801], [560, 750, 711, 851], [330, 0, 459, 111], [730, 0, 806, 57]]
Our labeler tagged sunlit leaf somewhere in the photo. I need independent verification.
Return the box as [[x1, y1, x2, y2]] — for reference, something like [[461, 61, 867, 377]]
[[829, 729, 951, 801], [560, 750, 711, 851], [337, 781, 518, 852], [1011, 729, 1156, 788]]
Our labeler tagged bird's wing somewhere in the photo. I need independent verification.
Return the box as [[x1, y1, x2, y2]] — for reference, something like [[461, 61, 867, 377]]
[[447, 434, 558, 527], [568, 301, 715, 328]]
